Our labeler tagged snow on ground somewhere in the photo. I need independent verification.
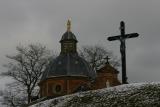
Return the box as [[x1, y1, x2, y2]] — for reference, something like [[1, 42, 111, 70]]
[[29, 82, 160, 107]]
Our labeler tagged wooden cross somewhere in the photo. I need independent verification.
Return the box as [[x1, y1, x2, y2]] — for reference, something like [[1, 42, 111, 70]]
[[107, 21, 139, 84]]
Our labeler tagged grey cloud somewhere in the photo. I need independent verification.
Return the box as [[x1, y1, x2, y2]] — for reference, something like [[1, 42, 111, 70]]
[[0, 0, 160, 89]]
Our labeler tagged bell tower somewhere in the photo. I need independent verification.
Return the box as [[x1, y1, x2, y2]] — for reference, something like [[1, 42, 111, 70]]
[[60, 19, 78, 54]]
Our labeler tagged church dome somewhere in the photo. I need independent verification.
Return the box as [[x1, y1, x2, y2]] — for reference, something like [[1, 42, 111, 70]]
[[41, 19, 96, 81], [41, 53, 96, 80]]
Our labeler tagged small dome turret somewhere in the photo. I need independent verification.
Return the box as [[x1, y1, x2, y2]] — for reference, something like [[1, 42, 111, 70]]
[[60, 19, 78, 43], [60, 31, 78, 43]]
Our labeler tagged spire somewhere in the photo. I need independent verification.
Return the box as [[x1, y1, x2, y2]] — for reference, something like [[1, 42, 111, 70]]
[[67, 19, 71, 32]]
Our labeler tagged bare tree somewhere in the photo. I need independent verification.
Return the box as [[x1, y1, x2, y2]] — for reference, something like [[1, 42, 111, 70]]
[[1, 82, 27, 107], [1, 44, 53, 104], [79, 45, 120, 70]]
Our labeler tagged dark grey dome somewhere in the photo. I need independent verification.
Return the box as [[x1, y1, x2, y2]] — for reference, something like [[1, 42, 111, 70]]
[[41, 53, 96, 80], [60, 31, 78, 42]]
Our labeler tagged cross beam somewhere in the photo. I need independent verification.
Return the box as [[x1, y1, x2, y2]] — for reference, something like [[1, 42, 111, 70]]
[[108, 33, 139, 41], [107, 21, 139, 84]]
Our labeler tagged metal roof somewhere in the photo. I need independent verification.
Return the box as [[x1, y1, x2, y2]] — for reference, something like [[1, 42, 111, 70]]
[[41, 53, 96, 81], [60, 31, 78, 43]]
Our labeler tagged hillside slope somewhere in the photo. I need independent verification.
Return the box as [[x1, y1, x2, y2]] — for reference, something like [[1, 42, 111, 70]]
[[30, 83, 160, 107]]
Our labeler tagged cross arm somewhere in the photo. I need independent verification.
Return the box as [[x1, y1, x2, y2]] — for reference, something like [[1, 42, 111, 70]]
[[107, 35, 121, 41], [108, 33, 139, 41], [125, 33, 139, 39]]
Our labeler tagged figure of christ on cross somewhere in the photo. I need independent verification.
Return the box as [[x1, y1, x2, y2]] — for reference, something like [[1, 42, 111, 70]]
[[107, 21, 139, 84]]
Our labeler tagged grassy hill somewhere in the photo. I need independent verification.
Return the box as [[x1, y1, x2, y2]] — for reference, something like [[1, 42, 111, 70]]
[[29, 82, 160, 107]]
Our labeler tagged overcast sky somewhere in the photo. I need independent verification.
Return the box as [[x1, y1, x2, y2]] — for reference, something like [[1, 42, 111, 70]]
[[0, 0, 160, 89]]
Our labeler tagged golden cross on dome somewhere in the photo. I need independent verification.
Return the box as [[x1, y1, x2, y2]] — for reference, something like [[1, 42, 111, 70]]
[[67, 19, 71, 31]]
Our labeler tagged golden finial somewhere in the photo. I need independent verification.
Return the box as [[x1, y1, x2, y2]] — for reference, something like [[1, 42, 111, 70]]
[[67, 19, 71, 31]]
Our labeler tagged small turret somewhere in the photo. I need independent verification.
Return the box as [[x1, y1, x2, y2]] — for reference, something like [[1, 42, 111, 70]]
[[60, 20, 78, 54]]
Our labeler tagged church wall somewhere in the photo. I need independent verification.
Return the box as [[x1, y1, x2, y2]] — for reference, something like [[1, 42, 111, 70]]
[[40, 73, 120, 98], [39, 77, 90, 98], [93, 72, 119, 90], [39, 73, 120, 98], [47, 79, 66, 97], [67, 79, 89, 93]]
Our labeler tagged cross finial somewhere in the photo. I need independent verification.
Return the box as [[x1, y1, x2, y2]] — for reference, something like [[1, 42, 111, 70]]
[[67, 19, 71, 32], [105, 56, 110, 64]]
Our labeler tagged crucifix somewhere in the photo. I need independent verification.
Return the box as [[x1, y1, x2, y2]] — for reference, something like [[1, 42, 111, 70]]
[[107, 21, 139, 84]]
